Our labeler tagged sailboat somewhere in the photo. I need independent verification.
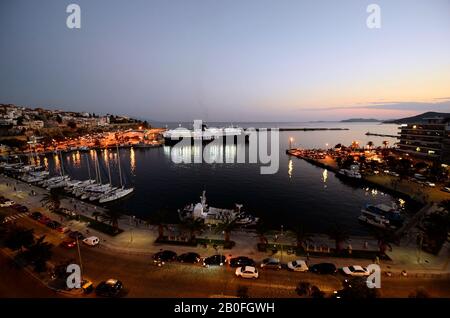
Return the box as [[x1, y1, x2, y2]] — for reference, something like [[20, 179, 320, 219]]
[[99, 145, 134, 204]]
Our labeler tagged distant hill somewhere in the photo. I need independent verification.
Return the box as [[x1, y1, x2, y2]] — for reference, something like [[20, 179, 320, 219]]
[[383, 112, 450, 124], [340, 118, 380, 123]]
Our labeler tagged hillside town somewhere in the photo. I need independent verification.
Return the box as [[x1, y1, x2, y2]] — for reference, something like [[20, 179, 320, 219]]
[[0, 104, 164, 155]]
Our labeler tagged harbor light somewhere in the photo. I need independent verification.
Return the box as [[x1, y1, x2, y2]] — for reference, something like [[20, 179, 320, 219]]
[[289, 137, 294, 149]]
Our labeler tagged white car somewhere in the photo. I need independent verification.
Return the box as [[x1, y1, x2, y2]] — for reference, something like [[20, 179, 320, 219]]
[[425, 182, 435, 187], [341, 265, 370, 277], [287, 260, 309, 272], [441, 187, 450, 193], [235, 266, 259, 279], [0, 200, 15, 207], [82, 236, 100, 246]]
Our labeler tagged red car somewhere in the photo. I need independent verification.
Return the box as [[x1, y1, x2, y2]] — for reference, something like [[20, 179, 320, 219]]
[[38, 216, 51, 225], [60, 240, 77, 249]]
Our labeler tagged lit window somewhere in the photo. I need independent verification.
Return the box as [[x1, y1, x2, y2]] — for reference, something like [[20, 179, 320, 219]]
[[413, 125, 417, 129], [428, 150, 435, 154], [416, 147, 421, 152]]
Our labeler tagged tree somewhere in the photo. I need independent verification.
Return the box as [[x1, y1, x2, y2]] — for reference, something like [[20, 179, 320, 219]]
[[440, 200, 450, 213], [327, 224, 349, 252], [295, 282, 324, 298], [22, 235, 53, 272], [374, 231, 393, 255], [215, 215, 240, 243], [146, 208, 170, 240], [382, 140, 389, 148], [182, 217, 206, 241], [4, 226, 35, 252], [98, 209, 123, 232], [337, 277, 380, 299], [255, 220, 269, 245], [40, 188, 64, 212], [367, 141, 374, 150], [289, 224, 313, 251]]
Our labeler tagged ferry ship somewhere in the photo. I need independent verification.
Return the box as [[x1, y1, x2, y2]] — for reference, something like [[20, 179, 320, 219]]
[[163, 121, 249, 146]]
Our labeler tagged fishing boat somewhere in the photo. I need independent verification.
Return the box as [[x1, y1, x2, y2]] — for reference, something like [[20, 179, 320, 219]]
[[358, 203, 404, 230], [178, 191, 258, 226]]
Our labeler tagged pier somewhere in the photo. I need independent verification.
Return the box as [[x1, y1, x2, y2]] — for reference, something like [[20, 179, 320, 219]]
[[365, 132, 397, 138], [257, 127, 349, 131]]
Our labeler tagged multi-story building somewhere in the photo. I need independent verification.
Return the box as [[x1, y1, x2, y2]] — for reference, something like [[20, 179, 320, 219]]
[[397, 117, 450, 163]]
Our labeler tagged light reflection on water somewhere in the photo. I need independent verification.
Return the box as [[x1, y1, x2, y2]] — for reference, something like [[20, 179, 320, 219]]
[[36, 123, 420, 234]]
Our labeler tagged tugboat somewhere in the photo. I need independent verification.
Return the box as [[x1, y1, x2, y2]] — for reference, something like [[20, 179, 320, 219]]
[[178, 191, 258, 226], [163, 120, 249, 146]]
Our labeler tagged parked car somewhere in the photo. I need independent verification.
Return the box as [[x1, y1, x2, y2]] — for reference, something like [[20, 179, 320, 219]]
[[177, 252, 201, 264], [81, 280, 94, 294], [287, 259, 309, 272], [57, 226, 70, 233], [95, 279, 123, 297], [425, 181, 436, 187], [30, 211, 43, 220], [11, 204, 22, 210], [46, 220, 62, 229], [203, 254, 226, 267], [60, 240, 77, 249], [0, 200, 14, 207], [341, 265, 370, 277], [82, 236, 100, 246], [153, 250, 177, 264], [235, 266, 259, 279], [69, 231, 85, 240], [229, 256, 255, 268], [260, 258, 282, 270], [16, 205, 29, 212], [441, 187, 450, 193], [38, 216, 51, 225], [309, 263, 337, 274]]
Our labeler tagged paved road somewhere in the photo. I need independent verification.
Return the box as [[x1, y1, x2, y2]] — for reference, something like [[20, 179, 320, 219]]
[[4, 216, 450, 298]]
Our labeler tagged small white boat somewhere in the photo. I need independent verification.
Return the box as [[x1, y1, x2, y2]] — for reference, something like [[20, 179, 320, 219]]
[[98, 187, 134, 204]]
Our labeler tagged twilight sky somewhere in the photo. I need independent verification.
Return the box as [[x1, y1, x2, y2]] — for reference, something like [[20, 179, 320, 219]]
[[0, 0, 449, 122]]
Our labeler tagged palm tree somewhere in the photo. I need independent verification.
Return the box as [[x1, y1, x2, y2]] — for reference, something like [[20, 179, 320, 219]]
[[374, 231, 393, 255], [289, 224, 313, 251], [98, 209, 123, 232], [382, 140, 389, 148], [182, 217, 206, 241], [147, 208, 170, 240], [367, 141, 374, 150], [215, 216, 240, 243], [40, 188, 64, 212], [327, 224, 349, 252], [5, 226, 35, 252], [255, 220, 269, 245], [22, 235, 53, 272]]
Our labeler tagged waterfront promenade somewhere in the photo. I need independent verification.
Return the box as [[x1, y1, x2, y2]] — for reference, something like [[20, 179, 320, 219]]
[[286, 149, 450, 204], [1, 174, 449, 278]]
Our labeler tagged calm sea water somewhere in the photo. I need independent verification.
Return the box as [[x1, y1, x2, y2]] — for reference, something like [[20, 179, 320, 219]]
[[37, 122, 419, 235]]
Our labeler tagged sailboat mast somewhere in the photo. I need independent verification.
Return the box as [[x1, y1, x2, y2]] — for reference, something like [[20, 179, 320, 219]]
[[86, 153, 91, 180], [97, 151, 102, 184], [59, 151, 65, 176], [116, 144, 123, 188], [107, 151, 112, 185]]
